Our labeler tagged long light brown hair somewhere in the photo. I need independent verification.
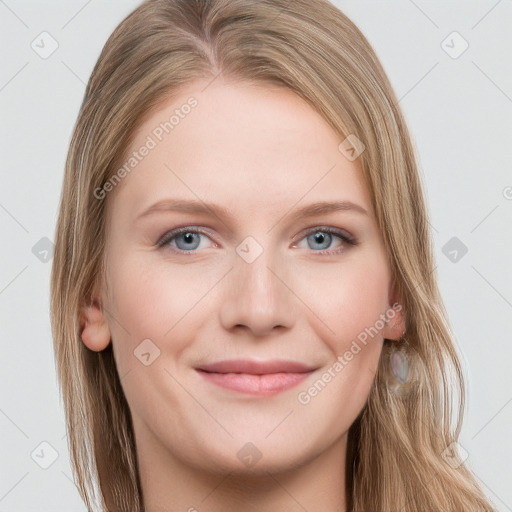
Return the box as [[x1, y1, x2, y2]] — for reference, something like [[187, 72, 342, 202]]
[[50, 0, 495, 510]]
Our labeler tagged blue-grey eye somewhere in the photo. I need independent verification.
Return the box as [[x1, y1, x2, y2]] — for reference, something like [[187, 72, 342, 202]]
[[157, 228, 210, 252], [307, 231, 334, 250], [174, 232, 202, 251], [298, 227, 354, 253]]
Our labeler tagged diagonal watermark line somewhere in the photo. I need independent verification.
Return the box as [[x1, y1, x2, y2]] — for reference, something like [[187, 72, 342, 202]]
[[408, 0, 439, 29], [266, 266, 336, 335], [472, 396, 512, 440], [0, 266, 28, 297], [474, 473, 511, 511], [266, 0, 294, 27], [472, 0, 503, 30], [265, 471, 310, 512], [265, 409, 294, 438], [61, 0, 93, 29], [199, 471, 234, 505], [471, 265, 512, 310], [119, 367, 134, 383], [164, 164, 232, 233], [0, 472, 29, 503], [410, 265, 437, 301], [470, 204, 499, 233], [0, 408, 29, 439], [163, 267, 233, 337], [427, 219, 439, 234], [0, 62, 29, 93], [61, 470, 79, 490], [0, 0, 29, 28], [0, 203, 29, 233], [419, 476, 437, 503], [472, 61, 512, 104], [61, 417, 84, 441], [61, 60, 86, 86], [398, 62, 439, 104], [266, 164, 337, 234], [200, 70, 223, 94], [163, 367, 233, 437], [102, 303, 131, 336]]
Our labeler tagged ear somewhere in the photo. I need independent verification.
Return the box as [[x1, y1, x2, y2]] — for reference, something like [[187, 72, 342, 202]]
[[381, 278, 406, 341], [79, 298, 111, 352]]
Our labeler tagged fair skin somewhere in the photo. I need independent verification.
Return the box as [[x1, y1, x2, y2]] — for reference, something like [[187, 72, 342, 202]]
[[80, 77, 405, 512]]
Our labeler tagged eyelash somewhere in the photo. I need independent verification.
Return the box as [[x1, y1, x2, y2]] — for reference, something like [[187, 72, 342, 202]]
[[156, 226, 357, 256]]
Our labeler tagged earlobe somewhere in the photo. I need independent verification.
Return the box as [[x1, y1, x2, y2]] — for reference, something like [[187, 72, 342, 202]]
[[382, 280, 406, 341], [79, 299, 111, 351], [382, 303, 406, 341]]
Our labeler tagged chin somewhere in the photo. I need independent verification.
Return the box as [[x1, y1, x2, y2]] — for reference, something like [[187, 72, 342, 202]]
[[186, 437, 317, 477]]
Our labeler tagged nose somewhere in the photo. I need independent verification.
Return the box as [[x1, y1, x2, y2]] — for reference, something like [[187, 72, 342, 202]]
[[218, 244, 296, 338]]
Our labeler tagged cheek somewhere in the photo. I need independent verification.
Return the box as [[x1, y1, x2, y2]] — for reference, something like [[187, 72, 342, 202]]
[[104, 253, 224, 369], [295, 251, 391, 353], [104, 255, 178, 369], [292, 255, 390, 431], [103, 255, 204, 422]]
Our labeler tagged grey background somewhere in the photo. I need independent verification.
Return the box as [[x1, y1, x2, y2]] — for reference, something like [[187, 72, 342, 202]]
[[0, 1, 511, 510]]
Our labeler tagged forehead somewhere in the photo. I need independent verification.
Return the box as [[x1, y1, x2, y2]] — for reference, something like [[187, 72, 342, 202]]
[[106, 78, 372, 222]]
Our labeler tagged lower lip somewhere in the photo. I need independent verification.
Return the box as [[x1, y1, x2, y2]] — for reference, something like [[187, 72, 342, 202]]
[[196, 370, 312, 396]]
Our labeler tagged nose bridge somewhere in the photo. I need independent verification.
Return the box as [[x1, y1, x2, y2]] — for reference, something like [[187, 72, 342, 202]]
[[241, 242, 276, 294], [236, 235, 282, 307], [219, 234, 295, 335]]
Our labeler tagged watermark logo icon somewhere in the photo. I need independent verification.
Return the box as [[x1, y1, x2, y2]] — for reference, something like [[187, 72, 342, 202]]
[[441, 441, 469, 469], [31, 441, 59, 469], [338, 134, 366, 161], [441, 31, 469, 59], [442, 236, 468, 263], [32, 237, 54, 263], [31, 31, 59, 59], [134, 338, 161, 366], [236, 236, 264, 264], [237, 442, 262, 467]]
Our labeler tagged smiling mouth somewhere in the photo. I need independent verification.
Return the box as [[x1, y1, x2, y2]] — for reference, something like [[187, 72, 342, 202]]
[[194, 359, 317, 396]]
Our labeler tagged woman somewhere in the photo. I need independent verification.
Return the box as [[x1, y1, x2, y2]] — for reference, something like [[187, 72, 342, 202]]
[[50, 0, 496, 510]]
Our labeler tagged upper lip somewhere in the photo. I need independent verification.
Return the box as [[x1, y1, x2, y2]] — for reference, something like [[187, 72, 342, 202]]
[[195, 359, 316, 375]]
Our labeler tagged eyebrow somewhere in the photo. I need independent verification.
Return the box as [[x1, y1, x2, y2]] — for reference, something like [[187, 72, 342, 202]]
[[137, 198, 368, 220]]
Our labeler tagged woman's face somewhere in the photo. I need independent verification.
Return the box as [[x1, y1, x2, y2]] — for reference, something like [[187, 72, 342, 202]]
[[82, 78, 404, 476]]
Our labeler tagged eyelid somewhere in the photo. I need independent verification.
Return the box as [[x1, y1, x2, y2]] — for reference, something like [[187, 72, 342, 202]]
[[156, 224, 358, 254], [156, 226, 217, 248], [295, 225, 356, 245]]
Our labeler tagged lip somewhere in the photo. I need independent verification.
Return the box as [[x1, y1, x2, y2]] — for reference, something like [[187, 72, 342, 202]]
[[196, 359, 316, 374], [195, 359, 317, 396]]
